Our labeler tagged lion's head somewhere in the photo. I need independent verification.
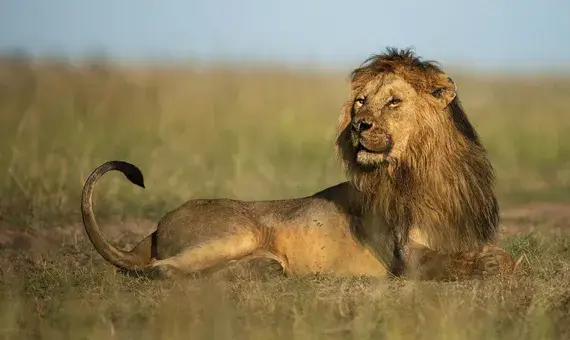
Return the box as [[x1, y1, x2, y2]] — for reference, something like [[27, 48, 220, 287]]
[[336, 48, 499, 252]]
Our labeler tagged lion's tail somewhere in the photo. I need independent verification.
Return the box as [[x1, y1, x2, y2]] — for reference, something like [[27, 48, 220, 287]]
[[81, 160, 150, 271]]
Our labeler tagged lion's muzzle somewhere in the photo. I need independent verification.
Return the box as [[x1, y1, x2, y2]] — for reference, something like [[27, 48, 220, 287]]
[[350, 117, 393, 154], [356, 131, 393, 154]]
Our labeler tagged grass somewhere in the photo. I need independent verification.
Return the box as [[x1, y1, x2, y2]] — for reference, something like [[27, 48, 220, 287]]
[[0, 56, 569, 339]]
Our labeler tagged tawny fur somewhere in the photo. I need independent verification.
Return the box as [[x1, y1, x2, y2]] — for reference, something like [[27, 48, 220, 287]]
[[81, 48, 515, 281], [336, 48, 499, 254]]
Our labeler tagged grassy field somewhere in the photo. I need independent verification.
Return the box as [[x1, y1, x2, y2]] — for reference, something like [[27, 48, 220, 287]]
[[0, 56, 569, 339]]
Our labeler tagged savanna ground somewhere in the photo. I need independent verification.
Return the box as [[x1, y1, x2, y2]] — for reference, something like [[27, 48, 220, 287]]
[[0, 55, 569, 339]]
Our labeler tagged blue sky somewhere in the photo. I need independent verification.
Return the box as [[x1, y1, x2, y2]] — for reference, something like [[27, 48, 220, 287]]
[[1, 0, 569, 69]]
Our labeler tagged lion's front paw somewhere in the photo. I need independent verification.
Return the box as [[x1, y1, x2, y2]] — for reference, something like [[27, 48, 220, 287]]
[[471, 245, 515, 278]]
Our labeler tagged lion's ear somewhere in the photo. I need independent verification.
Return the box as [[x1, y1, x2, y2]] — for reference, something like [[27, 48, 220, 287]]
[[431, 75, 457, 107]]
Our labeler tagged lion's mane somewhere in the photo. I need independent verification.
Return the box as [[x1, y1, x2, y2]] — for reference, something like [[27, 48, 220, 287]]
[[336, 48, 499, 253]]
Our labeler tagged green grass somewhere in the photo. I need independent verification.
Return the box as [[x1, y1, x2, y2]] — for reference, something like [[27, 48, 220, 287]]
[[2, 233, 569, 339], [0, 58, 569, 339]]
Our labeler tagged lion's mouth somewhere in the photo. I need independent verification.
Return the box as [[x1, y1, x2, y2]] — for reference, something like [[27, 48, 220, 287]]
[[356, 134, 393, 155], [357, 143, 386, 154], [354, 135, 394, 167]]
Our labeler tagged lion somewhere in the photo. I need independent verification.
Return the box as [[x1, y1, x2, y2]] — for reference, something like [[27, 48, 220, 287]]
[[81, 48, 516, 281]]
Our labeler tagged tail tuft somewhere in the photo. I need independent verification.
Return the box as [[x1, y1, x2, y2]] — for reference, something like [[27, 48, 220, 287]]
[[116, 160, 146, 189]]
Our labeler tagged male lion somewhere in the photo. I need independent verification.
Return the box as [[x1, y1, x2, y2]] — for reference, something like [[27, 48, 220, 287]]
[[82, 48, 515, 281]]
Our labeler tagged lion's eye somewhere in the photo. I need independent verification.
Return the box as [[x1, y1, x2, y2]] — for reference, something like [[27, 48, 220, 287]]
[[387, 97, 402, 107], [354, 97, 366, 107]]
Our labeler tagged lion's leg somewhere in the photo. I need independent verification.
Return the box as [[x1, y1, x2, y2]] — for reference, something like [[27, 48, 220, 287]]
[[404, 242, 517, 281], [229, 250, 287, 269], [145, 230, 271, 278], [222, 250, 288, 278]]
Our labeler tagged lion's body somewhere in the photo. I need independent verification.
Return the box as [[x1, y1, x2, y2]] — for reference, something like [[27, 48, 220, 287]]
[[84, 171, 392, 278], [82, 48, 516, 281], [143, 182, 387, 276]]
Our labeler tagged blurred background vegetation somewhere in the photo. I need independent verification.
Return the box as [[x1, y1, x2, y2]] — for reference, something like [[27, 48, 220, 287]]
[[1, 54, 570, 228]]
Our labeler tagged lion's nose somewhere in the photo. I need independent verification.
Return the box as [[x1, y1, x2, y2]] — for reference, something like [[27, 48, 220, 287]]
[[352, 119, 373, 132]]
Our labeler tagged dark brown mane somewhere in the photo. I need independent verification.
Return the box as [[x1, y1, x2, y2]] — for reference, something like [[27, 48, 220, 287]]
[[337, 48, 499, 253], [350, 47, 446, 94]]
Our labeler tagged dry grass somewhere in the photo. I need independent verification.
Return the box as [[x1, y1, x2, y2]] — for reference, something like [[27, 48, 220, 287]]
[[0, 56, 569, 339]]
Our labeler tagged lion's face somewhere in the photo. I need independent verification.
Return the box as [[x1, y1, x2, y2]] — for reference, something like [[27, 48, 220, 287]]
[[338, 72, 456, 170]]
